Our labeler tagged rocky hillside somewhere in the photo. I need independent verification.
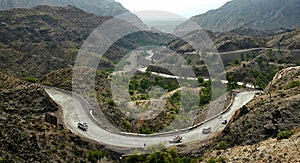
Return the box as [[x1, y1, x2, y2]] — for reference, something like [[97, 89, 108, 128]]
[[266, 29, 300, 50], [0, 5, 110, 78], [0, 5, 173, 78], [187, 0, 300, 32], [200, 128, 300, 162], [219, 66, 300, 147], [177, 66, 300, 160], [0, 0, 128, 17], [0, 72, 120, 162]]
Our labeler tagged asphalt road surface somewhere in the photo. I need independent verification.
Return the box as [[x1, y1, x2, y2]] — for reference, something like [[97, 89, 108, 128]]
[[45, 88, 258, 148]]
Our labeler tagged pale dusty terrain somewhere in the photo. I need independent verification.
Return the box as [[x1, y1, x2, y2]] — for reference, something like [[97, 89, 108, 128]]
[[201, 129, 300, 163]]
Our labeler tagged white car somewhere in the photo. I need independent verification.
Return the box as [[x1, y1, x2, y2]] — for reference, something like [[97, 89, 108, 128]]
[[78, 122, 88, 131], [202, 127, 211, 134]]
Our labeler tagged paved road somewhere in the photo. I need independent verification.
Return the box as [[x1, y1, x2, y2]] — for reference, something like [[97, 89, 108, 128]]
[[140, 50, 255, 88], [184, 48, 266, 55], [45, 88, 258, 149]]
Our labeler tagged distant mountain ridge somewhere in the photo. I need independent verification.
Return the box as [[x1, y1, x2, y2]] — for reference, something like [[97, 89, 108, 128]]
[[0, 0, 128, 16], [188, 0, 300, 32], [0, 5, 172, 78]]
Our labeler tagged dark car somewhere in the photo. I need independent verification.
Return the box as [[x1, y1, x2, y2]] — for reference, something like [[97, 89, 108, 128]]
[[78, 122, 88, 131], [221, 120, 227, 124]]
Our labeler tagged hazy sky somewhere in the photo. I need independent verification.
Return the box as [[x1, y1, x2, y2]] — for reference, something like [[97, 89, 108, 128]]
[[115, 0, 231, 18]]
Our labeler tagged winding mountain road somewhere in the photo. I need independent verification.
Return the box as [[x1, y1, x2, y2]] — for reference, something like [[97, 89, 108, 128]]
[[45, 88, 259, 149]]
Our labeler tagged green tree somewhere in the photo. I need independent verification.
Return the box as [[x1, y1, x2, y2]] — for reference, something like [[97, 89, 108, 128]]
[[141, 78, 150, 92], [198, 77, 204, 85], [233, 59, 240, 65], [226, 73, 238, 91]]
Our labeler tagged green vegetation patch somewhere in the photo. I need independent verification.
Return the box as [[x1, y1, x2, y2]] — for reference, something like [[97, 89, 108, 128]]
[[277, 130, 294, 140], [24, 77, 38, 83], [87, 150, 108, 163], [284, 80, 300, 90], [125, 147, 198, 163]]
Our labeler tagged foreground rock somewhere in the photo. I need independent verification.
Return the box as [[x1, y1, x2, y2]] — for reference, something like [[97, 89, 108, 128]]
[[0, 72, 119, 162]]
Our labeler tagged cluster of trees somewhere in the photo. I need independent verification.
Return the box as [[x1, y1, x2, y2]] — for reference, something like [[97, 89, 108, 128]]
[[128, 73, 179, 101], [125, 147, 198, 163]]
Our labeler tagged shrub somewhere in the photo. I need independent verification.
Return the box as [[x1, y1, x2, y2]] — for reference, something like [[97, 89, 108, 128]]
[[169, 91, 181, 104], [277, 130, 293, 140], [180, 156, 197, 163], [125, 153, 145, 163], [218, 141, 228, 150], [207, 157, 216, 163], [140, 94, 149, 100], [284, 80, 300, 90], [141, 126, 153, 134], [233, 59, 240, 65], [217, 156, 227, 163], [146, 143, 166, 154], [145, 151, 174, 163], [0, 157, 4, 163], [106, 98, 116, 107], [42, 82, 54, 86], [24, 77, 38, 83], [87, 150, 108, 163]]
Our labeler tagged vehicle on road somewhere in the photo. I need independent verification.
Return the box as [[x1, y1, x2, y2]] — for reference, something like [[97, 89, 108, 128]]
[[221, 119, 227, 124], [169, 135, 182, 143], [78, 122, 88, 131], [202, 127, 211, 134]]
